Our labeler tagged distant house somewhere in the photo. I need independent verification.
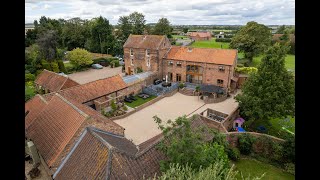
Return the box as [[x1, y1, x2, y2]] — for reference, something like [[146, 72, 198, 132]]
[[188, 32, 212, 41], [215, 32, 225, 39]]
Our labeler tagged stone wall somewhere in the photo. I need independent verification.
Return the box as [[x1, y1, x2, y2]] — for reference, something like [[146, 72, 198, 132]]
[[221, 107, 240, 131], [203, 94, 228, 104]]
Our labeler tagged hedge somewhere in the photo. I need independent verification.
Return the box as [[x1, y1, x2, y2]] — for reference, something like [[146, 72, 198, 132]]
[[51, 61, 60, 73], [235, 67, 258, 74], [25, 73, 35, 82], [57, 60, 67, 73], [215, 38, 232, 42], [41, 60, 52, 71], [110, 60, 120, 68]]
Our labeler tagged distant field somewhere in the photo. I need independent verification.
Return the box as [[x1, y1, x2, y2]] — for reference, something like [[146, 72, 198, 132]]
[[190, 38, 230, 49], [172, 35, 188, 39], [252, 54, 295, 71]]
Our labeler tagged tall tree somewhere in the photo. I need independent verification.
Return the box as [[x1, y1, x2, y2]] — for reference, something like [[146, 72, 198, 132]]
[[66, 48, 93, 70], [86, 16, 115, 55], [36, 30, 58, 62], [117, 16, 132, 41], [183, 28, 189, 34], [25, 29, 38, 47], [235, 43, 295, 122], [152, 18, 172, 37], [276, 25, 286, 34], [35, 16, 64, 46], [230, 21, 271, 62], [61, 17, 89, 50], [128, 12, 146, 35]]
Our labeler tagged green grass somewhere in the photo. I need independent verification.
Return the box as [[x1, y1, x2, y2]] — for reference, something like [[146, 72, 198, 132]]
[[172, 35, 188, 39], [251, 55, 295, 71], [125, 95, 157, 108], [191, 38, 230, 49], [234, 158, 294, 180]]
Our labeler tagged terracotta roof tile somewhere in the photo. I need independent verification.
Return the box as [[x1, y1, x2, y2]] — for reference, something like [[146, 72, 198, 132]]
[[166, 46, 237, 65], [123, 35, 166, 49], [189, 32, 211, 38], [58, 74, 127, 103], [25, 95, 48, 129], [26, 94, 88, 167], [35, 70, 79, 92]]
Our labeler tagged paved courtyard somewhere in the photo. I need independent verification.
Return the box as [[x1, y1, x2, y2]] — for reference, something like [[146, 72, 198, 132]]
[[68, 66, 124, 84], [114, 92, 238, 145]]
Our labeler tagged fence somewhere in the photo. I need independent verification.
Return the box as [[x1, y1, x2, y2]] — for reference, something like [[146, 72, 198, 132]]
[[142, 83, 179, 97]]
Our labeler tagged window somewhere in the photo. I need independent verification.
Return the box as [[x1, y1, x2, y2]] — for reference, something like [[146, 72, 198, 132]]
[[176, 74, 182, 81], [146, 49, 150, 56], [176, 62, 182, 67], [168, 72, 173, 81], [130, 48, 133, 56], [168, 61, 173, 66], [131, 58, 134, 66], [218, 65, 225, 72], [217, 79, 224, 84], [146, 57, 150, 67], [164, 42, 166, 47]]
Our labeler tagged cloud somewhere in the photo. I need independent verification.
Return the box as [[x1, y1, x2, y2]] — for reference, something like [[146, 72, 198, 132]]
[[25, 0, 295, 25]]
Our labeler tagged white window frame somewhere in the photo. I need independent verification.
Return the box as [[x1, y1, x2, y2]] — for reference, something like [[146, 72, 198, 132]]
[[131, 58, 134, 66], [176, 62, 182, 67], [218, 65, 225, 72], [146, 57, 150, 67], [146, 49, 150, 56], [168, 61, 173, 66]]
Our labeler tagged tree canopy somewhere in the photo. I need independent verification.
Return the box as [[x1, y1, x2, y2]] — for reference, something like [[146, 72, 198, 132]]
[[36, 30, 59, 62], [128, 12, 146, 35], [230, 21, 271, 61], [235, 43, 295, 121], [152, 18, 172, 37], [66, 48, 93, 69]]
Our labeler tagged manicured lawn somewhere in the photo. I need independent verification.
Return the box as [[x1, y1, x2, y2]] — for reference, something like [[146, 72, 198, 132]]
[[234, 158, 294, 180], [251, 55, 295, 71], [125, 95, 157, 108], [172, 35, 188, 39], [191, 38, 230, 49]]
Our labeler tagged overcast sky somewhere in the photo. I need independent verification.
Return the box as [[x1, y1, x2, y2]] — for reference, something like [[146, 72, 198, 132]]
[[25, 0, 295, 25]]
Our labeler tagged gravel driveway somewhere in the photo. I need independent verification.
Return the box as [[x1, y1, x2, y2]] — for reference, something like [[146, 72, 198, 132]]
[[68, 67, 124, 84], [114, 92, 238, 145]]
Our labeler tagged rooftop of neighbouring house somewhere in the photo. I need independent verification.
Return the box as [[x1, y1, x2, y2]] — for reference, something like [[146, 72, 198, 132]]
[[123, 34, 167, 49], [35, 69, 80, 92], [189, 32, 211, 38], [165, 46, 237, 65]]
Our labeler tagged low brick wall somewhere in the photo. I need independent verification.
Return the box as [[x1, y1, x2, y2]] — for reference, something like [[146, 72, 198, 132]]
[[164, 89, 178, 97], [224, 132, 285, 149], [198, 115, 228, 133], [204, 94, 228, 104], [109, 95, 165, 121], [221, 107, 240, 131]]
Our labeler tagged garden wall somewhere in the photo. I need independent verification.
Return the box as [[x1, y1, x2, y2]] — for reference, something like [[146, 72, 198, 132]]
[[225, 132, 285, 151], [198, 115, 228, 133], [203, 94, 228, 103], [221, 107, 240, 131]]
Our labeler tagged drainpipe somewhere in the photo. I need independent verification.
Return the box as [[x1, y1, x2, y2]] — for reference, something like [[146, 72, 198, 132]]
[[227, 65, 231, 92]]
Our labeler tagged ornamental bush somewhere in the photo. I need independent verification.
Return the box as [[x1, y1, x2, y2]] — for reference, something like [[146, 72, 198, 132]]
[[57, 60, 66, 73], [110, 60, 120, 68], [235, 67, 258, 74], [66, 48, 93, 69], [25, 73, 35, 82], [41, 60, 51, 71], [226, 147, 240, 161], [50, 61, 60, 73]]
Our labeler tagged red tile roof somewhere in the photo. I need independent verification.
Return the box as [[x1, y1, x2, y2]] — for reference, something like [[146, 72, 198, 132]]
[[123, 35, 166, 49], [166, 46, 237, 65], [25, 95, 48, 129], [58, 74, 127, 103], [26, 94, 88, 167], [189, 32, 211, 38], [53, 115, 212, 179], [35, 70, 80, 92]]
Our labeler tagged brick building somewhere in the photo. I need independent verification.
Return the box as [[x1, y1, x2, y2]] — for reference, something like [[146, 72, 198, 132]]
[[188, 32, 212, 41], [123, 35, 238, 89]]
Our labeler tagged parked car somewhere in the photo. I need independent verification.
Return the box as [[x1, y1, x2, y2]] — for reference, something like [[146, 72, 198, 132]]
[[92, 63, 103, 69], [154, 79, 162, 85], [124, 96, 133, 103]]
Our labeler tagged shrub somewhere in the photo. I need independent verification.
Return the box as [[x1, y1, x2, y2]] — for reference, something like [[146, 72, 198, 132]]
[[41, 60, 51, 71], [282, 135, 295, 163], [25, 73, 35, 82], [25, 85, 35, 102], [179, 82, 185, 89], [64, 63, 74, 73], [215, 38, 232, 42], [122, 105, 128, 111], [110, 100, 117, 111], [195, 85, 200, 92], [137, 67, 143, 73], [51, 61, 60, 73], [110, 60, 120, 68], [237, 63, 244, 67], [25, 64, 37, 74], [226, 147, 240, 161], [35, 70, 43, 76], [57, 60, 66, 73], [284, 163, 295, 175], [66, 48, 93, 69], [212, 133, 229, 149], [235, 67, 258, 74], [238, 134, 255, 155]]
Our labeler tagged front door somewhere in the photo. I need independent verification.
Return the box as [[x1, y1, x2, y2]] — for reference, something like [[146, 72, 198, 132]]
[[128, 67, 131, 75]]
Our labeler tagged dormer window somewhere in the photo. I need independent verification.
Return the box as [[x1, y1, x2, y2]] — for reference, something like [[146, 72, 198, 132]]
[[146, 49, 150, 56], [130, 48, 133, 56], [218, 65, 225, 72]]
